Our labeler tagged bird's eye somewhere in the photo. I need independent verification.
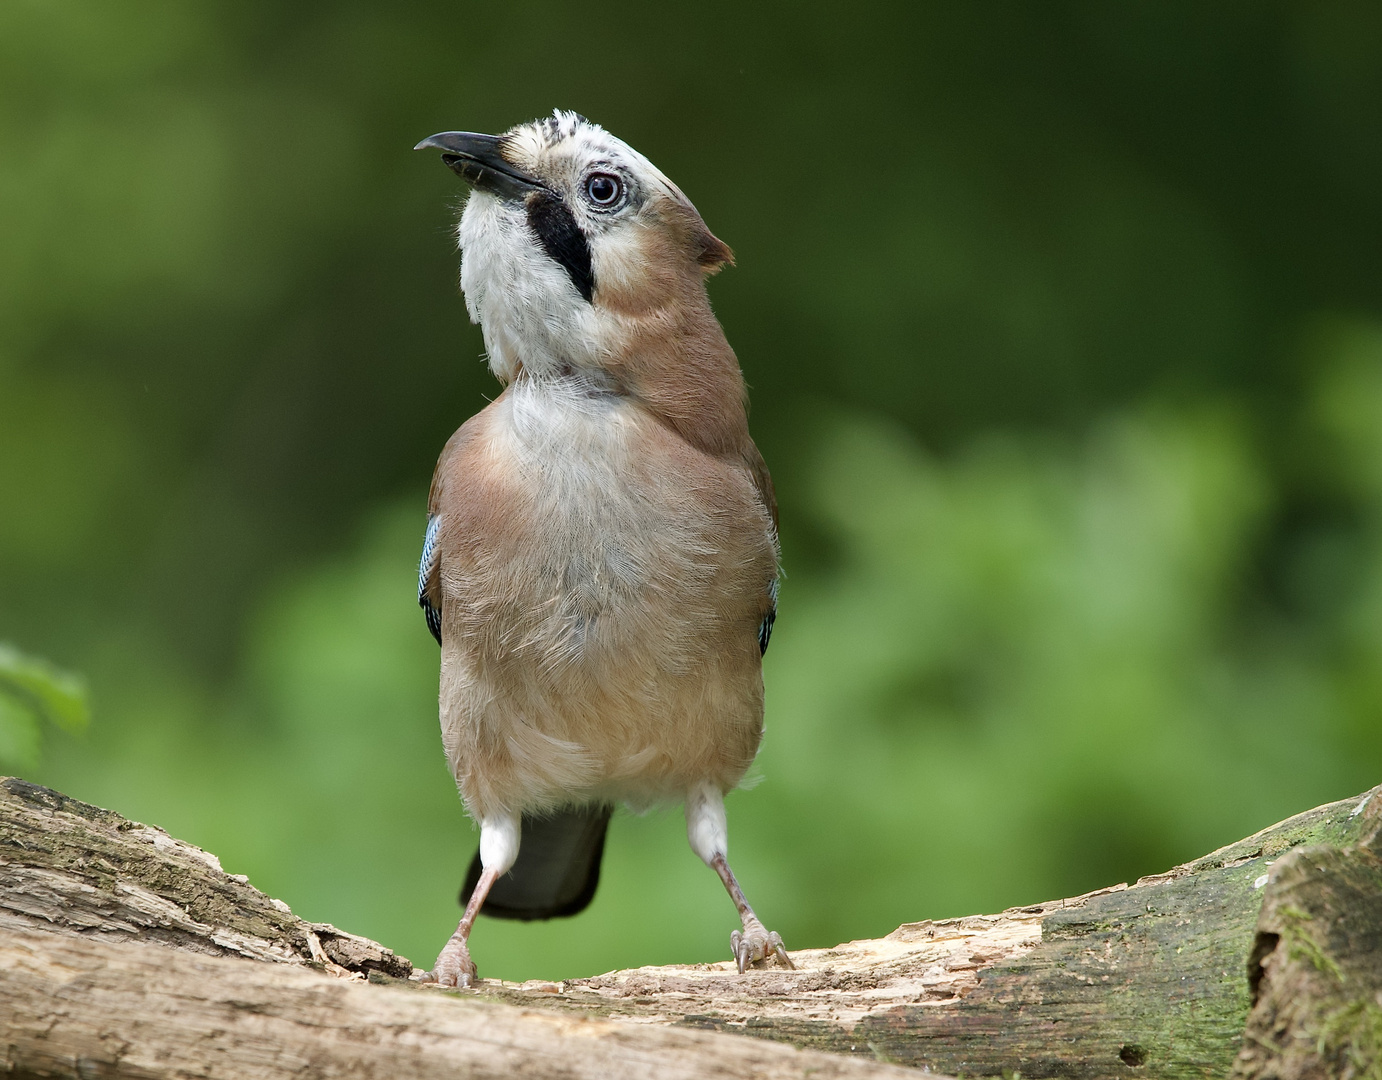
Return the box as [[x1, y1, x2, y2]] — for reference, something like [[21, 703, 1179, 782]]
[[585, 173, 622, 207]]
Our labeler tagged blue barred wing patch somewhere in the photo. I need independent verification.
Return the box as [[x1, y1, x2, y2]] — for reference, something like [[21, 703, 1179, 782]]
[[758, 577, 779, 656], [419, 514, 442, 646]]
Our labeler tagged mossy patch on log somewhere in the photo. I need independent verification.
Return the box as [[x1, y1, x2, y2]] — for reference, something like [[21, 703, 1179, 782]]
[[1232, 792, 1382, 1080]]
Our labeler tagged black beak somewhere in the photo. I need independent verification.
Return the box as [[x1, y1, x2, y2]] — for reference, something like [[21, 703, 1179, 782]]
[[414, 132, 544, 201]]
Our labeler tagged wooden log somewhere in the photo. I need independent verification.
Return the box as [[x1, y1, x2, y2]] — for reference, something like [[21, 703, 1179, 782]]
[[484, 785, 1382, 1079], [1231, 789, 1382, 1080], [0, 927, 916, 1080], [0, 777, 410, 978], [1, 776, 1379, 1078]]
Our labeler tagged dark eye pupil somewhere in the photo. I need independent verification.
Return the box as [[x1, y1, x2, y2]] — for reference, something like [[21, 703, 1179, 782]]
[[588, 175, 619, 204]]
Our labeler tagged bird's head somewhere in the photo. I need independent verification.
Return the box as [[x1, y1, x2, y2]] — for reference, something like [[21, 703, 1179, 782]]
[[416, 111, 734, 384]]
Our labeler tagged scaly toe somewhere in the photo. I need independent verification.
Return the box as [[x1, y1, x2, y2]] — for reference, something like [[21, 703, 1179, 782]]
[[429, 937, 478, 988], [730, 925, 793, 972]]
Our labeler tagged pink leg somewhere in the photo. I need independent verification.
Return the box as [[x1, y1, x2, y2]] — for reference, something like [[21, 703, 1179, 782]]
[[429, 866, 499, 987]]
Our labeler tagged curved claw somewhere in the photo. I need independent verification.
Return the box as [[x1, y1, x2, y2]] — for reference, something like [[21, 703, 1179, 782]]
[[731, 929, 750, 973], [730, 927, 794, 972]]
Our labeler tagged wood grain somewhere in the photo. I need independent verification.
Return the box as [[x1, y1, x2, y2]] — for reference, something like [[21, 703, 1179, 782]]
[[0, 927, 917, 1080]]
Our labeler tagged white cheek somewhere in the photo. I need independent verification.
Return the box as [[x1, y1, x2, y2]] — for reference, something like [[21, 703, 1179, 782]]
[[458, 192, 603, 380]]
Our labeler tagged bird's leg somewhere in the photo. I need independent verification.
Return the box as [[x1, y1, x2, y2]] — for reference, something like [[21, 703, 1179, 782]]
[[429, 812, 519, 988], [710, 852, 795, 972], [685, 781, 794, 973], [431, 866, 494, 987]]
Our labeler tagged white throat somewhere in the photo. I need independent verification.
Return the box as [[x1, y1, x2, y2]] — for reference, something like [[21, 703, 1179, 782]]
[[458, 191, 604, 382]]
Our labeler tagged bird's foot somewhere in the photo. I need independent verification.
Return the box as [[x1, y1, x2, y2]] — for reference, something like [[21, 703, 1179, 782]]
[[427, 932, 478, 988], [730, 915, 794, 973]]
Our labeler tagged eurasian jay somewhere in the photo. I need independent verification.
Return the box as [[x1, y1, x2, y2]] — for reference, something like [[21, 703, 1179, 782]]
[[414, 111, 791, 987]]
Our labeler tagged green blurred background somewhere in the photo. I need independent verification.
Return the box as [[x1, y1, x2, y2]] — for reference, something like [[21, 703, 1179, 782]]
[[4, 1, 1382, 980]]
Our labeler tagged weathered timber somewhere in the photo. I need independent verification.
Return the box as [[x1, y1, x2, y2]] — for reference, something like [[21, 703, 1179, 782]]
[[475, 784, 1382, 1079], [1231, 789, 1382, 1080], [0, 777, 914, 1079], [0, 777, 410, 978], [2, 775, 1381, 1079], [0, 926, 916, 1080]]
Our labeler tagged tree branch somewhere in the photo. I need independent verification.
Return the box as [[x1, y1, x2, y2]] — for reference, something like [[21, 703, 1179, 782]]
[[2, 776, 1379, 1078]]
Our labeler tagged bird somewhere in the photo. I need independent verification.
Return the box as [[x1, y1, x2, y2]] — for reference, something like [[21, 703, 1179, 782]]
[[414, 110, 791, 987]]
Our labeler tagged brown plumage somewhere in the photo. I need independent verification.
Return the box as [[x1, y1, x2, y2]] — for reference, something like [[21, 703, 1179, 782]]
[[415, 111, 791, 986]]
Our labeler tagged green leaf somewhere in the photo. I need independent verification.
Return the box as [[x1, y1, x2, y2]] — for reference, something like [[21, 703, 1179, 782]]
[[0, 644, 89, 769]]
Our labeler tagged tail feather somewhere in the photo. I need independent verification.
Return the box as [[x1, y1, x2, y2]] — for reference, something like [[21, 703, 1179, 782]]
[[460, 805, 612, 921]]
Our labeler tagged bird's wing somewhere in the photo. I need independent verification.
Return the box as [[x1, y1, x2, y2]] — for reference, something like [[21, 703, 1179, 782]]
[[759, 577, 779, 656], [418, 512, 442, 646], [420, 414, 492, 647], [742, 441, 780, 655]]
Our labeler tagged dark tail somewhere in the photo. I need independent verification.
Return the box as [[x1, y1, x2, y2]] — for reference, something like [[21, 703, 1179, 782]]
[[460, 805, 612, 921]]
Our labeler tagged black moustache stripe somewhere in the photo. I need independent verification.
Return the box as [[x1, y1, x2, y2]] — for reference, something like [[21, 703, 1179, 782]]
[[526, 192, 595, 303]]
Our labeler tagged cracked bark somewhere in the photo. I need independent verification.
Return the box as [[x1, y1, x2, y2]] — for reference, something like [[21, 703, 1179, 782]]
[[1230, 789, 1382, 1080], [1, 776, 1379, 1079]]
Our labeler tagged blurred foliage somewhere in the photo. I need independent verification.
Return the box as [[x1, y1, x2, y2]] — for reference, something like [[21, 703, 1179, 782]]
[[0, 646, 88, 769], [4, 1, 1382, 978]]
